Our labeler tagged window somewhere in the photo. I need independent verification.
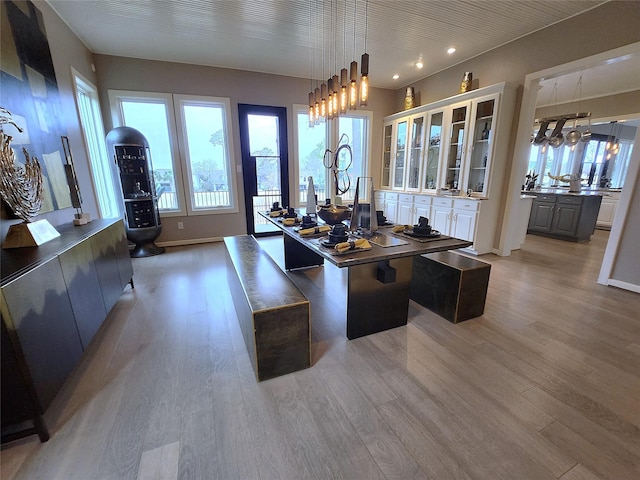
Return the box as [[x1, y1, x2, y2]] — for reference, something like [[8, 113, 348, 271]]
[[295, 109, 327, 204], [293, 105, 371, 206], [71, 70, 120, 218], [610, 140, 633, 188], [108, 91, 237, 216], [174, 95, 236, 214], [528, 141, 587, 187]]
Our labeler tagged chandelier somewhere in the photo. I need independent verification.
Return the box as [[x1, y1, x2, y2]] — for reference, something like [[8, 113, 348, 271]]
[[308, 0, 369, 127]]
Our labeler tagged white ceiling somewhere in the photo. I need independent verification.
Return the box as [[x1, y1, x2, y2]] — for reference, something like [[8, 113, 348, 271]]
[[48, 0, 615, 93], [537, 53, 640, 109]]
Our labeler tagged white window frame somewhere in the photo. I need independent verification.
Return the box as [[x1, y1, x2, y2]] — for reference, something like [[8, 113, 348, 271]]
[[108, 90, 186, 216], [293, 104, 372, 205], [71, 69, 121, 219], [173, 94, 238, 215], [333, 110, 373, 202]]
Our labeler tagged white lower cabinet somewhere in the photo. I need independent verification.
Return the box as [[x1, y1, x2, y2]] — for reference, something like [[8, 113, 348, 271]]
[[376, 191, 398, 223], [398, 194, 414, 225], [431, 197, 454, 234], [377, 191, 481, 250], [429, 197, 479, 243], [452, 199, 479, 242], [596, 191, 620, 229], [414, 195, 431, 224]]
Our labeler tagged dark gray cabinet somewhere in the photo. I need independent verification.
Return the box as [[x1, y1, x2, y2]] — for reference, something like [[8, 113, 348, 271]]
[[1, 219, 133, 443], [527, 193, 602, 241], [527, 193, 556, 232]]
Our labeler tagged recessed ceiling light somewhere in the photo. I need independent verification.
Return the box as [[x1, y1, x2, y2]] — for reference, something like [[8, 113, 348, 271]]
[[415, 61, 424, 69], [447, 47, 456, 54], [392, 74, 399, 80]]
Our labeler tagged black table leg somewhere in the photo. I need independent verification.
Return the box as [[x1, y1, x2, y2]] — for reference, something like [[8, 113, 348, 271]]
[[346, 257, 413, 339]]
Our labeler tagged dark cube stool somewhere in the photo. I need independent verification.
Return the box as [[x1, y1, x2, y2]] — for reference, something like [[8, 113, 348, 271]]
[[410, 251, 490, 323]]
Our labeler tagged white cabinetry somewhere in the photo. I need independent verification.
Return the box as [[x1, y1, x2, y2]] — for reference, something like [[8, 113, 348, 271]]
[[430, 197, 480, 246], [422, 110, 446, 193], [451, 199, 479, 242], [405, 114, 426, 192], [381, 122, 393, 189], [397, 194, 414, 225], [375, 191, 398, 223], [379, 82, 517, 254], [440, 94, 499, 196], [431, 197, 453, 235], [391, 119, 409, 190], [414, 195, 431, 224], [596, 191, 620, 229]]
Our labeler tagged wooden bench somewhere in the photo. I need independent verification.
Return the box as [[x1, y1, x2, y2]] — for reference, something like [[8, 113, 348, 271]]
[[224, 235, 311, 381], [410, 251, 490, 323]]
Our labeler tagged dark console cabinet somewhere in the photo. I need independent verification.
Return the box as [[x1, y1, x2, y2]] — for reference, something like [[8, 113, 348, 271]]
[[1, 219, 133, 443], [527, 193, 602, 241]]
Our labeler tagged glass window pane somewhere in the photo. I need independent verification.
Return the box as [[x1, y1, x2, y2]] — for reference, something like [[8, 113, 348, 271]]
[[182, 104, 231, 209], [297, 112, 327, 204], [338, 116, 366, 202], [74, 77, 120, 218], [120, 101, 178, 210]]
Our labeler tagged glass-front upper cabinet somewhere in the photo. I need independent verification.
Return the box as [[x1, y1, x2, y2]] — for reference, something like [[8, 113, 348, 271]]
[[381, 121, 393, 188], [392, 119, 408, 190], [423, 110, 445, 192], [442, 103, 469, 191], [465, 95, 498, 197], [405, 114, 425, 191], [466, 96, 497, 196]]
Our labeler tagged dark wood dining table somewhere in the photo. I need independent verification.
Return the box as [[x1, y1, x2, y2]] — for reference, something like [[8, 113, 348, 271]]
[[259, 211, 472, 339]]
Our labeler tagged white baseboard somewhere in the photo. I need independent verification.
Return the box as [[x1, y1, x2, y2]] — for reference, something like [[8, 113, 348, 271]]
[[156, 237, 223, 247], [606, 279, 640, 293]]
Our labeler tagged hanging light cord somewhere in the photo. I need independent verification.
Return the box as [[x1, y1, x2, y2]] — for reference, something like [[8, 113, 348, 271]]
[[364, 0, 368, 52]]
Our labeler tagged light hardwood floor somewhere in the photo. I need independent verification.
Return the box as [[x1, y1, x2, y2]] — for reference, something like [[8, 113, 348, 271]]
[[1, 230, 639, 480]]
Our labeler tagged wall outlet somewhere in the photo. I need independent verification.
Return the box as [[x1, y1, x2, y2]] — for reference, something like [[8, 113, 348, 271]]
[[177, 222, 184, 230]]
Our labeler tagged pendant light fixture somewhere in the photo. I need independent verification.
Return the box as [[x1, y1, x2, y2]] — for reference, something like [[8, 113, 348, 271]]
[[360, 53, 369, 106], [327, 77, 334, 118], [348, 0, 358, 110], [306, 0, 371, 126], [320, 82, 327, 122], [359, 0, 369, 106], [332, 73, 340, 115], [349, 60, 358, 110], [314, 86, 320, 125], [340, 67, 348, 114], [308, 92, 315, 127]]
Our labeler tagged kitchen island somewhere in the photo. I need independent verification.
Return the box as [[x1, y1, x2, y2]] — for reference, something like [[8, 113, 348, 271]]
[[260, 212, 471, 339], [526, 189, 604, 241]]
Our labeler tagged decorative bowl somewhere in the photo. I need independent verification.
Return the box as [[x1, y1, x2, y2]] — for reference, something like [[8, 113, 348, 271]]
[[317, 204, 351, 225]]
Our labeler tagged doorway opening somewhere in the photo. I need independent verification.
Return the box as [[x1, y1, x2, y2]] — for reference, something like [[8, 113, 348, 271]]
[[238, 104, 290, 236]]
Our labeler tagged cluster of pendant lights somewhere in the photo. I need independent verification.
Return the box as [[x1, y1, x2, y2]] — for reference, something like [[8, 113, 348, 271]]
[[307, 1, 369, 127], [605, 121, 621, 160]]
